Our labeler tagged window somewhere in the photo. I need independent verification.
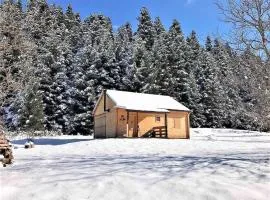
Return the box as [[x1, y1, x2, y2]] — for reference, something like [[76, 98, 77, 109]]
[[174, 118, 180, 129], [155, 116, 161, 122]]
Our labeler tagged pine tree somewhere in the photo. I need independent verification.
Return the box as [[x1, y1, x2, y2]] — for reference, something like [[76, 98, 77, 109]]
[[166, 20, 187, 99], [212, 39, 241, 128], [233, 48, 266, 130], [153, 17, 165, 36], [1, 1, 268, 133], [24, 0, 55, 130], [133, 37, 153, 92], [64, 4, 83, 52], [70, 14, 120, 134], [136, 7, 155, 51], [142, 18, 169, 95], [185, 31, 204, 127], [61, 5, 83, 134], [24, 1, 76, 133], [0, 0, 36, 130], [19, 83, 45, 132], [205, 36, 212, 52], [198, 49, 223, 127], [186, 31, 201, 76], [84, 14, 120, 91], [133, 8, 156, 92], [115, 23, 135, 91]]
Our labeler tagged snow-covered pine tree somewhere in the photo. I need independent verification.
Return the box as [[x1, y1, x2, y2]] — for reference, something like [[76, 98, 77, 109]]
[[1, 1, 268, 133], [115, 23, 136, 91], [185, 31, 205, 127], [142, 17, 170, 95], [70, 46, 95, 134], [233, 47, 266, 130], [133, 8, 155, 92], [64, 4, 83, 52], [186, 31, 201, 77], [153, 17, 165, 36], [166, 20, 193, 104], [70, 14, 120, 134], [62, 4, 84, 134], [133, 36, 153, 92], [0, 0, 36, 130], [24, 0, 57, 131], [19, 83, 45, 133], [198, 48, 223, 127], [47, 5, 79, 134], [24, 1, 77, 133], [212, 39, 242, 128], [85, 14, 120, 92], [136, 7, 155, 51], [205, 36, 212, 52]]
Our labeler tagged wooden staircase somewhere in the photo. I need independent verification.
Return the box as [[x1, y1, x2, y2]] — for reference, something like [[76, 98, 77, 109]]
[[141, 126, 167, 138]]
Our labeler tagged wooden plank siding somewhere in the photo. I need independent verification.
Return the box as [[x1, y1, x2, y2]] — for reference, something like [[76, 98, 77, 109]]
[[167, 111, 190, 139], [116, 108, 127, 137], [94, 93, 117, 138], [94, 114, 106, 138], [105, 108, 117, 137]]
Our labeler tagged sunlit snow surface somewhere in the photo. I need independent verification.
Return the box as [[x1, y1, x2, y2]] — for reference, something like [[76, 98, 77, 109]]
[[1, 129, 270, 200]]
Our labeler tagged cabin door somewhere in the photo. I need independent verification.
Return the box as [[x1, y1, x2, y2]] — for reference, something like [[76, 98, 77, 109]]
[[128, 113, 138, 137]]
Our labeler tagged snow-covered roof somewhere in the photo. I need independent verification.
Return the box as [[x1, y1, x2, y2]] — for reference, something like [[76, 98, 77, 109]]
[[106, 90, 190, 112]]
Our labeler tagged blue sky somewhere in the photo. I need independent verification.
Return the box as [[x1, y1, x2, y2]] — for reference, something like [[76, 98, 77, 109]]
[[46, 0, 230, 43]]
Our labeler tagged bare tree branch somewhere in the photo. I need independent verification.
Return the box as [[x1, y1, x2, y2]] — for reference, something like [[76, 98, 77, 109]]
[[216, 0, 270, 60]]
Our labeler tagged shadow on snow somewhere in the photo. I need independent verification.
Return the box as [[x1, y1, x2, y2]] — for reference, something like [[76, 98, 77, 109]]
[[8, 151, 270, 184], [11, 138, 92, 146]]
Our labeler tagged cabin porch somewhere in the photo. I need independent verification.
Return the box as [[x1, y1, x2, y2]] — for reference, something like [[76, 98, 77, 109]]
[[116, 109, 168, 138]]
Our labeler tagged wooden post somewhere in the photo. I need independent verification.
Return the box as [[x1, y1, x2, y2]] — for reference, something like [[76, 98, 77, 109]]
[[103, 89, 107, 112], [116, 109, 118, 137], [187, 112, 190, 139], [165, 113, 168, 138], [136, 112, 139, 137], [126, 111, 129, 137], [93, 114, 96, 138], [103, 89, 107, 138]]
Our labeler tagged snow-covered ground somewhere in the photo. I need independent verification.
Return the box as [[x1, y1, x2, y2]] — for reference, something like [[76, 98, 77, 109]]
[[1, 129, 270, 200]]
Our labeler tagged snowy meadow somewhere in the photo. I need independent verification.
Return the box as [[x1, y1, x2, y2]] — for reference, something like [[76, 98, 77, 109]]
[[1, 128, 270, 200]]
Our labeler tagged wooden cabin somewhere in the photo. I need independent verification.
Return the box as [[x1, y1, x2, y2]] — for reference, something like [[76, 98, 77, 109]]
[[93, 90, 191, 139]]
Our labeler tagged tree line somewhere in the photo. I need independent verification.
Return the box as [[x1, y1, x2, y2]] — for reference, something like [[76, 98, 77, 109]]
[[0, 0, 269, 135]]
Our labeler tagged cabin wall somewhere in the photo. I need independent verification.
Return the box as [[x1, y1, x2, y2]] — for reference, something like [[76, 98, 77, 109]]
[[167, 111, 190, 139], [94, 95, 105, 116], [137, 112, 165, 137], [94, 114, 106, 138], [116, 108, 128, 137], [94, 94, 116, 116], [105, 108, 117, 138], [94, 93, 116, 138]]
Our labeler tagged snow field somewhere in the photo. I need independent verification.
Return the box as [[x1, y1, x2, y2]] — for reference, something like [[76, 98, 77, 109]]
[[1, 128, 269, 200]]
